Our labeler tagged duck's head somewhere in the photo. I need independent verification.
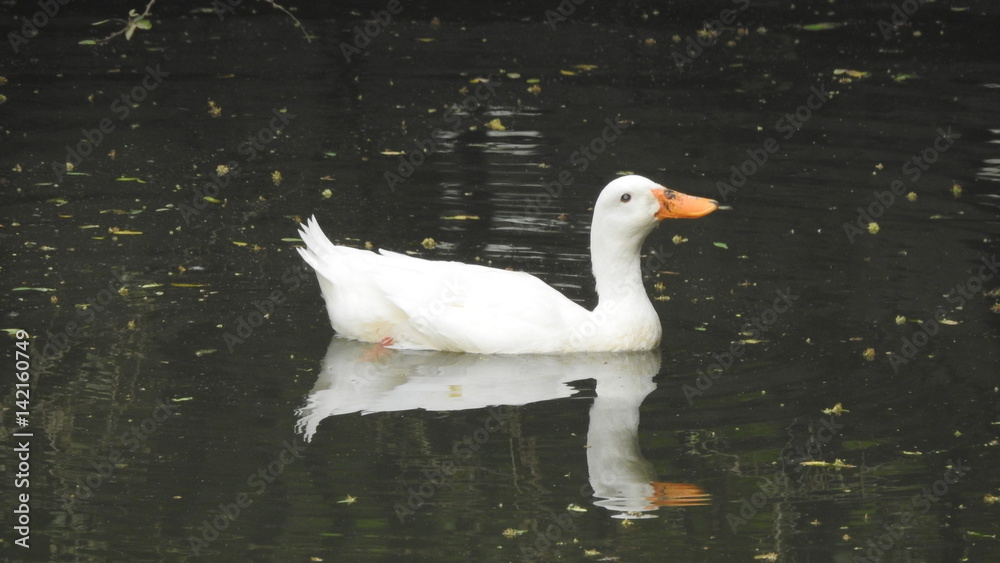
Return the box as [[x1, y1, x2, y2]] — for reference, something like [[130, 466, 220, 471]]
[[593, 175, 718, 242]]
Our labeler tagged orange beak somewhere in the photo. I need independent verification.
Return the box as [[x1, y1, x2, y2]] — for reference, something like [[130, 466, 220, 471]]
[[652, 187, 719, 220]]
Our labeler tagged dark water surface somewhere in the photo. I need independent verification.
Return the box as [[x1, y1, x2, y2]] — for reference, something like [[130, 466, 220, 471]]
[[3, 2, 1000, 562]]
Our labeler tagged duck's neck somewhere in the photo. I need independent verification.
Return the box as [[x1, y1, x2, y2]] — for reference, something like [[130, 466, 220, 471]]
[[590, 231, 650, 312]]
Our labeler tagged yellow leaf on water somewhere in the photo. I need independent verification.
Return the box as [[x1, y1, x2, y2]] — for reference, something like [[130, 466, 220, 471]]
[[833, 69, 870, 79], [821, 403, 849, 416], [441, 215, 480, 220], [171, 283, 208, 288], [560, 69, 577, 76], [572, 64, 598, 70], [485, 118, 506, 131], [232, 241, 248, 246], [380, 150, 404, 156]]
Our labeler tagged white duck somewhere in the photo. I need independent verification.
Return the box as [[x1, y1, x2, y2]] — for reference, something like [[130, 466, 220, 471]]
[[297, 175, 717, 354]]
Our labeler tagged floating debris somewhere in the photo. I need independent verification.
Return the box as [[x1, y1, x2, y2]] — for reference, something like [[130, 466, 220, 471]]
[[822, 403, 849, 416]]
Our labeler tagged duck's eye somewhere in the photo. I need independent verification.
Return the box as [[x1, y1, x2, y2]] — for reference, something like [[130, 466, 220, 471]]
[[620, 193, 631, 203]]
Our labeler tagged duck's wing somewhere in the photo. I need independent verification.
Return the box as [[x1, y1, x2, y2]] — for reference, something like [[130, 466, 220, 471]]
[[371, 249, 590, 353]]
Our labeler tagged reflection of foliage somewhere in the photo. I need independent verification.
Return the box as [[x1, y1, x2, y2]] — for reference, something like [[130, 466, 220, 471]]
[[81, 0, 157, 45], [81, 0, 312, 46]]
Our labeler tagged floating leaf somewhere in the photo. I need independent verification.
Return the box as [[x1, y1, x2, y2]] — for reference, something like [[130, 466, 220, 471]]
[[572, 64, 598, 70], [171, 283, 208, 288], [47, 198, 69, 205], [421, 237, 437, 249], [713, 242, 729, 249], [441, 215, 480, 220], [13, 287, 56, 292], [893, 74, 919, 82], [821, 403, 849, 416], [204, 196, 221, 204], [232, 241, 248, 247], [116, 177, 146, 183], [79, 40, 97, 46], [800, 459, 853, 468], [560, 69, 577, 76], [485, 118, 506, 131], [380, 150, 404, 156], [833, 69, 870, 79], [416, 37, 435, 42], [801, 22, 845, 31], [112, 230, 143, 235], [194, 349, 216, 357]]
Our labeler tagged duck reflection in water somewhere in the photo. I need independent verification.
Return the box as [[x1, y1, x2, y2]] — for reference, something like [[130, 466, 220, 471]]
[[296, 338, 710, 518]]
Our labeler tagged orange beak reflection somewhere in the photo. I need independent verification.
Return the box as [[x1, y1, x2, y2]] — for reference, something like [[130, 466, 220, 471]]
[[652, 187, 719, 220], [646, 481, 712, 508]]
